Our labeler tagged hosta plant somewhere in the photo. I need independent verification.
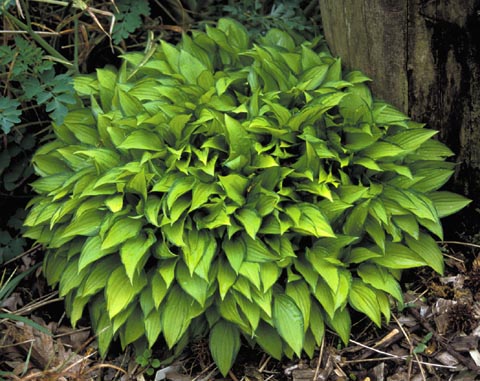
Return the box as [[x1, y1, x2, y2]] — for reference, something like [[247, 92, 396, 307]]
[[24, 19, 470, 375]]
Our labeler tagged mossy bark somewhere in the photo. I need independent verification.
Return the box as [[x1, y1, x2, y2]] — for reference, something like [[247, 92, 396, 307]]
[[319, 0, 480, 203]]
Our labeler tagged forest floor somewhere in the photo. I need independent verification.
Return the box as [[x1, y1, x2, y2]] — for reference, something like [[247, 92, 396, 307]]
[[1, 241, 480, 381]]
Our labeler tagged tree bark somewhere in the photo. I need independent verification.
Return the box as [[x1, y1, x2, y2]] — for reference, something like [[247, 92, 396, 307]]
[[319, 0, 480, 202]]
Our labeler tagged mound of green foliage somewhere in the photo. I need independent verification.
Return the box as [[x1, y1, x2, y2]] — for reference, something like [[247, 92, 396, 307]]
[[23, 19, 470, 375]]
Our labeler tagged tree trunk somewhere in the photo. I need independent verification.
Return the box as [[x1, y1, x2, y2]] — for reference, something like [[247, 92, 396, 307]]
[[318, 0, 480, 204]]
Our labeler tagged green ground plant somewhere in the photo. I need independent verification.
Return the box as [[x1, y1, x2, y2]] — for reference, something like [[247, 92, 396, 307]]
[[22, 18, 471, 376]]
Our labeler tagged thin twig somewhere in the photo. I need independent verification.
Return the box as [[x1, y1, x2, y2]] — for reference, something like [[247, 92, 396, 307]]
[[0, 29, 60, 35], [439, 241, 480, 249], [348, 339, 457, 369], [393, 313, 426, 381], [313, 336, 324, 380]]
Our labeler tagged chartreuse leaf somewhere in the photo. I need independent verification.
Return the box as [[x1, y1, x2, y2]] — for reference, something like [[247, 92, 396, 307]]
[[218, 174, 249, 206], [120, 231, 156, 282], [372, 242, 426, 269], [235, 208, 262, 239], [243, 235, 279, 262], [106, 267, 146, 318], [273, 295, 304, 357], [343, 200, 370, 237], [314, 279, 335, 319], [176, 262, 209, 306], [102, 218, 143, 250], [210, 320, 241, 377], [118, 130, 164, 151], [145, 195, 163, 226], [105, 195, 123, 213], [385, 128, 437, 150]]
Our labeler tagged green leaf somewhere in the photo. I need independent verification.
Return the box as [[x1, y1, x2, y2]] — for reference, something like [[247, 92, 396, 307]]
[[385, 128, 437, 150], [309, 302, 325, 346], [393, 214, 419, 239], [120, 308, 145, 347], [343, 200, 370, 237], [313, 279, 335, 319], [78, 236, 114, 271], [365, 216, 385, 251], [348, 279, 382, 327], [183, 229, 215, 275], [405, 233, 444, 274], [151, 272, 168, 308], [357, 264, 403, 303], [190, 181, 218, 211], [166, 177, 195, 210], [254, 322, 283, 360], [326, 307, 351, 345], [218, 173, 249, 206], [286, 281, 311, 332], [117, 89, 144, 116], [78, 257, 118, 298], [59, 260, 88, 297], [243, 235, 279, 263], [217, 258, 237, 299], [286, 204, 335, 238], [102, 218, 143, 250], [234, 292, 260, 331], [209, 320, 241, 377], [428, 191, 471, 218], [218, 18, 249, 52], [63, 210, 104, 238], [145, 309, 162, 347], [179, 50, 208, 84], [273, 294, 304, 357], [162, 286, 198, 348], [372, 242, 426, 269], [223, 237, 246, 273], [259, 262, 281, 292], [145, 195, 163, 226], [306, 250, 339, 291]]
